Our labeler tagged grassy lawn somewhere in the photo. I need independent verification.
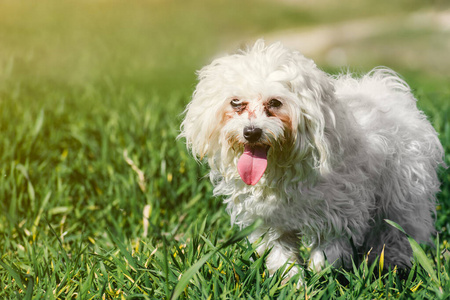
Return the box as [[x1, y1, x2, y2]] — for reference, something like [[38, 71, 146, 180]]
[[0, 0, 449, 298]]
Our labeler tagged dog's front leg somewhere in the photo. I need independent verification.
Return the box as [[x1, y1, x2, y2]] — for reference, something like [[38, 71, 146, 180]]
[[266, 241, 303, 284], [250, 229, 303, 284]]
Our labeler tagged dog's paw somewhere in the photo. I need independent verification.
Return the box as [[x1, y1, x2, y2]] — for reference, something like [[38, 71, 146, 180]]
[[309, 249, 325, 272]]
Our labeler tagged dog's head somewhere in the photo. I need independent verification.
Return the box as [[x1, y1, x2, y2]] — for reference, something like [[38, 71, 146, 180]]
[[181, 40, 337, 185]]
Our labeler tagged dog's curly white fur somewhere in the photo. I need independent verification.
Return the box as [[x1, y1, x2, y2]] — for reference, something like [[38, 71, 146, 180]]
[[180, 40, 444, 281]]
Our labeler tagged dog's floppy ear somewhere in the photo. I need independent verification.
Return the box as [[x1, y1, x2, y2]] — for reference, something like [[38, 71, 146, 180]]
[[179, 63, 226, 160], [287, 52, 336, 175]]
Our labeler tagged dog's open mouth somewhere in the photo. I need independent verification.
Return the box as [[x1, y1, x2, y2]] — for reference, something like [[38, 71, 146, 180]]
[[237, 145, 269, 185]]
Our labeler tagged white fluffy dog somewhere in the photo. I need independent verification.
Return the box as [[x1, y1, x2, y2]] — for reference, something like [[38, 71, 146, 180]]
[[180, 40, 444, 281]]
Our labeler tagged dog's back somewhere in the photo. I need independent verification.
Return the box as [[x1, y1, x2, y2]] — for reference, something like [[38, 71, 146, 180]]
[[333, 68, 444, 266]]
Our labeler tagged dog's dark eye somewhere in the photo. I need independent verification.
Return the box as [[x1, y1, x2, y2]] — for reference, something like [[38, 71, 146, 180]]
[[230, 99, 242, 108], [268, 99, 282, 108]]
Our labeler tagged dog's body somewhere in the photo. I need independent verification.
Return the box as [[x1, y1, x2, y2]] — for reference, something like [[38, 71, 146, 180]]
[[181, 40, 444, 280]]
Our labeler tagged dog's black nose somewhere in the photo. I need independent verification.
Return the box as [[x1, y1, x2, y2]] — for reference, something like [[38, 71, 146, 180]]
[[243, 126, 263, 143]]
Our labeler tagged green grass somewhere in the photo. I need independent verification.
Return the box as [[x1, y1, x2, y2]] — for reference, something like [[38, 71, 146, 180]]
[[0, 0, 449, 298]]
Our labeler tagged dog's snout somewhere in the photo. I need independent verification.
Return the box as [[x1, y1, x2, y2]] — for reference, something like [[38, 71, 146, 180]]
[[243, 126, 263, 143]]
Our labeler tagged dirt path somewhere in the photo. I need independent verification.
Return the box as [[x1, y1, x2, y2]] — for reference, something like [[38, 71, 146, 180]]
[[251, 10, 450, 75]]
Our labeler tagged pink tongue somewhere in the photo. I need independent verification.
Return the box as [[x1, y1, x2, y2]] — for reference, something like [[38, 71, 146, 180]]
[[237, 145, 268, 185]]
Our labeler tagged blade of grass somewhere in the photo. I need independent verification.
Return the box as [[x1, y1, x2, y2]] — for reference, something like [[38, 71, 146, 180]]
[[436, 233, 441, 285], [24, 275, 34, 300], [385, 219, 439, 284], [379, 244, 385, 287], [0, 259, 25, 291]]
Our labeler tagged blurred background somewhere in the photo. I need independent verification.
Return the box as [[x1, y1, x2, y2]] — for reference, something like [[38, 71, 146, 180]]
[[1, 0, 449, 95]]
